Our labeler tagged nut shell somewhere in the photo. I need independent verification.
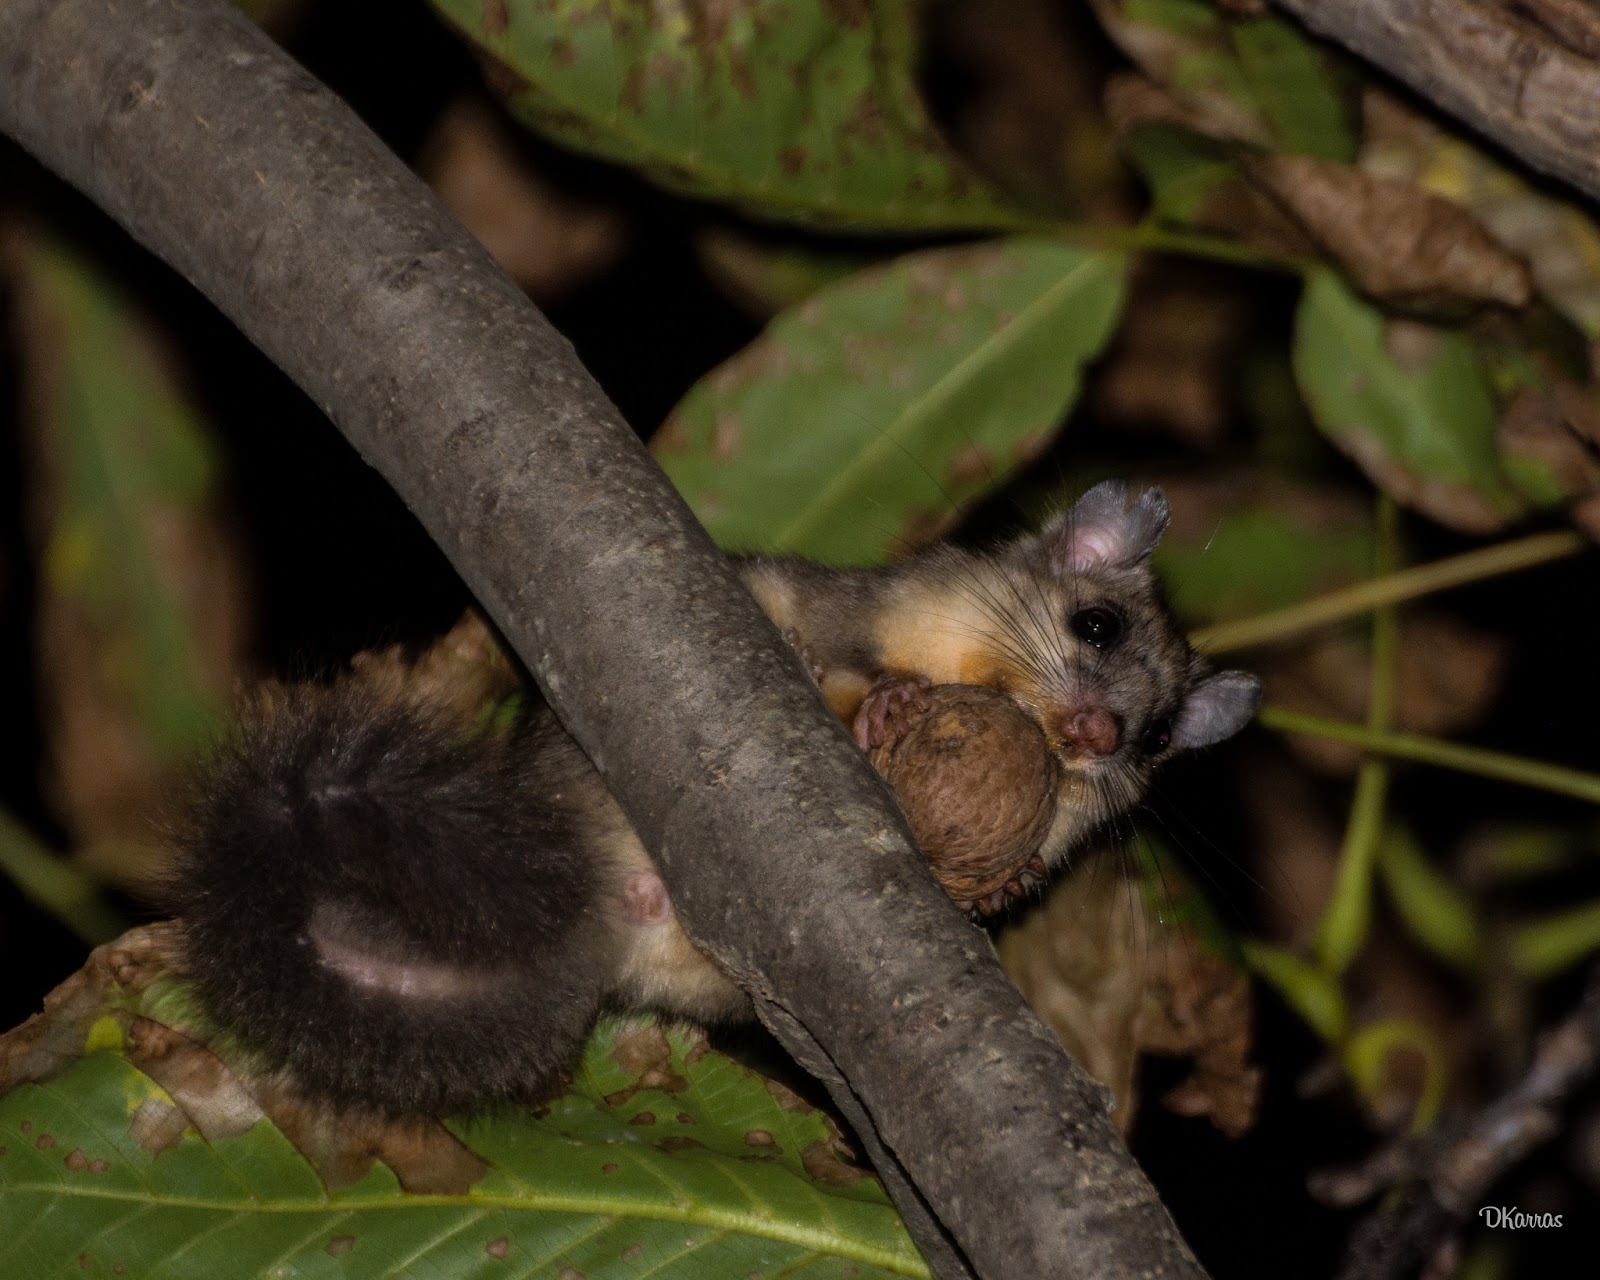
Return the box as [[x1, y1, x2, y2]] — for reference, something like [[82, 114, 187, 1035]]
[[868, 684, 1059, 902]]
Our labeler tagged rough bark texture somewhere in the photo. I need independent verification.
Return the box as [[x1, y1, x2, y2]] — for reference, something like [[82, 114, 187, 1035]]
[[1274, 0, 1600, 207], [0, 2, 1206, 1277]]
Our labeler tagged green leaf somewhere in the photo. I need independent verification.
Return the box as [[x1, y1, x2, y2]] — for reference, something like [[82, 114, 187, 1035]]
[[1153, 487, 1374, 627], [0, 929, 929, 1280], [1293, 269, 1524, 533], [1463, 822, 1584, 883], [1120, 124, 1237, 225], [428, 0, 1019, 231], [1241, 941, 1348, 1044], [654, 238, 1127, 564], [1377, 824, 1482, 971], [1315, 759, 1388, 978], [1097, 0, 1354, 159], [1229, 15, 1356, 163], [1508, 898, 1600, 980], [6, 232, 235, 762]]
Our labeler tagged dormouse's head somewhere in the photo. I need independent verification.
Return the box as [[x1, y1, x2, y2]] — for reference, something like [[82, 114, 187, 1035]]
[[977, 479, 1259, 843]]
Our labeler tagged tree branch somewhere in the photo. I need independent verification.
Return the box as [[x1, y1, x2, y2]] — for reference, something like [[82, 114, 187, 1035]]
[[1273, 0, 1600, 207], [1313, 963, 1600, 1280], [0, 2, 1206, 1277]]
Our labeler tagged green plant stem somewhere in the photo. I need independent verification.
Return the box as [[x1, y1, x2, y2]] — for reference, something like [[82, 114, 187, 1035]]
[[1191, 529, 1588, 656], [1316, 497, 1397, 975], [0, 809, 126, 947], [1342, 1018, 1449, 1134], [1258, 706, 1600, 805], [1013, 211, 1307, 275]]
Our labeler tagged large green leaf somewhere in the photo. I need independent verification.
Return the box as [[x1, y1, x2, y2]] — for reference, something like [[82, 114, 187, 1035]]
[[429, 0, 1018, 230], [0, 927, 928, 1280], [654, 238, 1127, 564], [1293, 270, 1524, 533]]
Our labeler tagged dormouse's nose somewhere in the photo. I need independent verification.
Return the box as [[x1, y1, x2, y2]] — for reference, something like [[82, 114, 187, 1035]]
[[1051, 706, 1121, 759]]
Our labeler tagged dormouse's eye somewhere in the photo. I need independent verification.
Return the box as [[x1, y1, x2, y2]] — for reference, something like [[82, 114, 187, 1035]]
[[1070, 607, 1123, 650], [1140, 718, 1172, 755]]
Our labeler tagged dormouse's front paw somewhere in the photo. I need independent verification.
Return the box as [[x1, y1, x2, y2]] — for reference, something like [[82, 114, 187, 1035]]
[[852, 672, 932, 751]]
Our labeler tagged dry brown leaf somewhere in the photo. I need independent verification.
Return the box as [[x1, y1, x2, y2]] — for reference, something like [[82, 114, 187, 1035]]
[[0, 923, 184, 1093], [1498, 383, 1600, 532], [1247, 153, 1532, 312], [1135, 928, 1260, 1139], [419, 96, 629, 303], [1088, 1, 1273, 145], [0, 923, 495, 1195], [1361, 87, 1600, 338], [1109, 75, 1533, 313], [998, 859, 1260, 1136], [998, 863, 1150, 1133]]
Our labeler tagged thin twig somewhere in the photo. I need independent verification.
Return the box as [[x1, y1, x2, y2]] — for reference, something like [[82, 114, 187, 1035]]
[[1191, 530, 1587, 656], [1257, 707, 1600, 806]]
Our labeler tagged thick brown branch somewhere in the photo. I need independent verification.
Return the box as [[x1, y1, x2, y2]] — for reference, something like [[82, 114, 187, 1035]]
[[1273, 0, 1600, 207], [0, 2, 1205, 1277]]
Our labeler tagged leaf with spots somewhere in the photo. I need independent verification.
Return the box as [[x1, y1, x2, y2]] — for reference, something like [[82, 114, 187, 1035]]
[[653, 237, 1127, 564], [0, 926, 928, 1280], [427, 0, 1020, 230], [1293, 269, 1525, 533]]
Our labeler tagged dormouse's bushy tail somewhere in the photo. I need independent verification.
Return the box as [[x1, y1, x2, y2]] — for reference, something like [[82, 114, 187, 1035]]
[[164, 680, 619, 1115]]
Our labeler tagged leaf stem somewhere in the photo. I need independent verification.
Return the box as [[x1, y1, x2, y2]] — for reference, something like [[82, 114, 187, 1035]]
[[1027, 215, 1306, 274], [1257, 706, 1600, 806], [1191, 529, 1588, 655], [1316, 497, 1397, 975]]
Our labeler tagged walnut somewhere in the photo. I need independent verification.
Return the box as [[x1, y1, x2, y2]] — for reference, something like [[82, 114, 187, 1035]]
[[868, 684, 1059, 910]]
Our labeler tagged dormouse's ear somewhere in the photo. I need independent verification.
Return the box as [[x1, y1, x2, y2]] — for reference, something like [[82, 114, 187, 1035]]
[[1040, 480, 1170, 572], [1172, 671, 1260, 750]]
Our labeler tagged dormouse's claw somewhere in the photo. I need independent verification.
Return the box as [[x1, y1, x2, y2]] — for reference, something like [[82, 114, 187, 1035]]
[[853, 673, 933, 751], [1025, 854, 1047, 877], [853, 716, 875, 751], [976, 887, 1008, 916]]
